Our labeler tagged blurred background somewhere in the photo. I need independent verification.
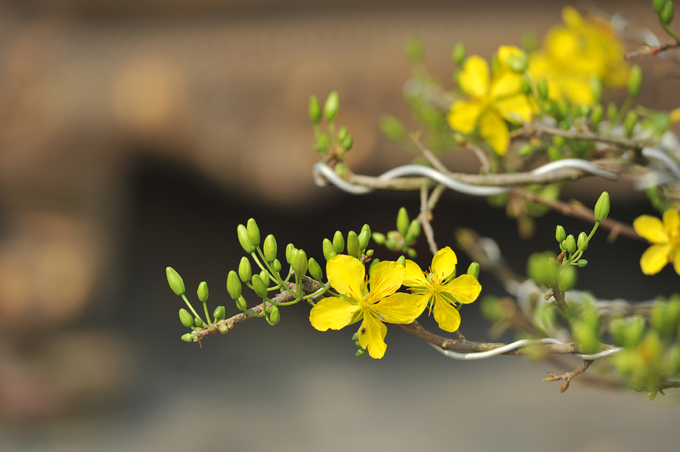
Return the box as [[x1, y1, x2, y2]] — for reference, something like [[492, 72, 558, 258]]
[[1, 0, 680, 451]]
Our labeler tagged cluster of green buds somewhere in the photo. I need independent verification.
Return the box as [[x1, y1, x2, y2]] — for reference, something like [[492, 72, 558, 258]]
[[166, 267, 229, 343], [611, 295, 680, 399], [654, 0, 680, 43], [309, 92, 353, 164], [371, 207, 421, 257], [351, 331, 368, 358], [322, 224, 374, 266]]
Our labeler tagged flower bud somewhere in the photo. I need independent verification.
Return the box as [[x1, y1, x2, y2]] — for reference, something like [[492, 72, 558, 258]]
[[194, 317, 205, 328], [251, 274, 268, 298], [273, 259, 282, 273], [661, 0, 674, 24], [555, 225, 566, 243], [520, 77, 531, 95], [333, 231, 345, 254], [197, 281, 209, 303], [577, 259, 588, 267], [589, 77, 603, 104], [590, 104, 604, 129], [181, 333, 194, 343], [218, 324, 229, 334], [577, 232, 588, 251], [235, 296, 248, 311], [405, 219, 420, 242], [504, 50, 528, 73], [565, 234, 577, 254], [259, 270, 270, 287], [322, 238, 336, 261], [213, 305, 226, 321], [268, 306, 281, 325], [239, 257, 252, 282], [292, 249, 308, 276], [286, 243, 296, 264], [179, 308, 194, 328], [396, 207, 410, 237], [407, 248, 417, 258], [453, 41, 466, 66], [627, 65, 643, 99], [537, 79, 548, 100], [593, 191, 610, 222], [379, 114, 407, 142], [358, 224, 371, 250], [355, 348, 367, 358], [263, 234, 277, 263], [308, 95, 321, 123], [372, 232, 386, 245], [246, 218, 260, 247], [624, 111, 638, 137], [518, 144, 533, 156], [560, 265, 577, 290], [308, 257, 323, 280], [654, 0, 668, 13], [237, 224, 255, 253], [324, 91, 340, 121], [227, 270, 242, 300], [467, 262, 480, 279], [166, 267, 186, 296], [606, 101, 617, 120], [337, 126, 348, 142], [347, 231, 360, 257], [397, 255, 406, 266]]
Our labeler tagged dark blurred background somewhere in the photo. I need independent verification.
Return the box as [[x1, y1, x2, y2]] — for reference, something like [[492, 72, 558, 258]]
[[1, 0, 680, 451]]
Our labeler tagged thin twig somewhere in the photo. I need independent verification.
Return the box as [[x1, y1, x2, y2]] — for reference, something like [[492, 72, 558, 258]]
[[460, 141, 491, 174], [625, 42, 680, 60], [544, 359, 593, 393], [419, 184, 438, 255], [411, 133, 450, 174], [515, 122, 649, 151]]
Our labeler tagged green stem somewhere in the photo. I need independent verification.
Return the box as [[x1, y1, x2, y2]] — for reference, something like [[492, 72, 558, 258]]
[[181, 295, 203, 322], [202, 300, 212, 325]]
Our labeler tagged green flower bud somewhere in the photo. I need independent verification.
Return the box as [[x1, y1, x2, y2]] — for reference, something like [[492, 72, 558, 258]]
[[179, 308, 194, 328], [181, 333, 194, 343], [292, 249, 308, 276], [239, 257, 252, 282], [251, 274, 268, 298], [263, 234, 277, 263], [351, 332, 359, 342], [237, 224, 255, 253], [347, 231, 360, 257], [624, 111, 638, 137], [627, 65, 643, 99], [227, 270, 242, 300], [246, 218, 260, 247], [405, 219, 420, 242], [358, 224, 371, 250], [665, 345, 680, 374], [218, 324, 229, 334], [560, 265, 577, 290], [397, 255, 406, 266], [259, 270, 270, 287], [365, 249, 373, 258], [590, 104, 604, 129], [654, 0, 668, 13], [594, 191, 610, 222], [467, 262, 480, 279], [197, 281, 209, 303], [606, 101, 617, 120], [213, 305, 226, 321], [518, 143, 533, 156], [286, 243, 296, 264], [504, 49, 528, 73], [555, 225, 566, 243], [552, 135, 565, 148], [369, 258, 381, 273], [379, 114, 407, 142], [372, 232, 386, 245], [537, 79, 548, 100], [407, 248, 417, 258], [405, 35, 424, 62], [337, 125, 348, 142], [273, 259, 282, 273], [308, 95, 321, 123], [322, 238, 336, 261], [235, 296, 248, 311], [520, 77, 531, 95], [396, 207, 410, 237], [308, 257, 323, 281], [194, 317, 205, 328], [565, 234, 577, 254], [355, 348, 367, 358], [324, 91, 340, 121], [333, 231, 345, 254], [166, 267, 186, 296], [268, 306, 281, 325], [453, 41, 466, 65], [341, 135, 353, 152], [661, 0, 674, 24], [577, 259, 588, 267], [577, 232, 588, 250], [573, 321, 599, 354], [589, 77, 603, 104]]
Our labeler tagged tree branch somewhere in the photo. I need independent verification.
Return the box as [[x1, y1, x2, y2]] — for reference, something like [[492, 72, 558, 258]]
[[544, 359, 593, 393]]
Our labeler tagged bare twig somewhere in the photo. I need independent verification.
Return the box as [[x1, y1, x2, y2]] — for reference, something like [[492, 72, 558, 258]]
[[514, 122, 649, 151], [544, 359, 593, 393], [411, 133, 449, 174], [460, 141, 491, 174], [625, 42, 680, 60], [419, 184, 438, 255]]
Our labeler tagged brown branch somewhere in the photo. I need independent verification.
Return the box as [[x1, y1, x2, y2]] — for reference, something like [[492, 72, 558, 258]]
[[514, 188, 642, 241], [411, 133, 450, 174], [625, 42, 680, 60], [460, 141, 492, 174], [514, 122, 650, 150], [544, 359, 593, 393], [419, 184, 439, 255]]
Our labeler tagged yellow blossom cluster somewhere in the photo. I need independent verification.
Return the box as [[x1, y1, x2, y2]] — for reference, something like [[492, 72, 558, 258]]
[[309, 247, 481, 359]]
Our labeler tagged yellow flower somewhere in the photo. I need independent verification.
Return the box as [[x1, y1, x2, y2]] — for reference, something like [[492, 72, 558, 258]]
[[403, 247, 482, 332], [448, 49, 532, 156], [633, 209, 680, 275], [528, 6, 628, 105], [309, 255, 420, 359]]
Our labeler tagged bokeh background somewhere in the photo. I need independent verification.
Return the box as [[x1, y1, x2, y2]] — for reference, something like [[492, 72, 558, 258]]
[[1, 0, 680, 451]]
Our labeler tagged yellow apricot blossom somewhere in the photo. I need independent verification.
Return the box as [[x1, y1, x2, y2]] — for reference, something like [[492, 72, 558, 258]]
[[448, 49, 532, 156], [309, 255, 420, 359], [633, 209, 680, 275], [403, 247, 482, 332]]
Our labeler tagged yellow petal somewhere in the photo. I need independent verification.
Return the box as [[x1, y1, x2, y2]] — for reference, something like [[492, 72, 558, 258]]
[[561, 77, 594, 106], [670, 108, 680, 123], [375, 293, 421, 324], [448, 101, 483, 134], [369, 261, 404, 301], [498, 45, 525, 71], [309, 297, 361, 331], [489, 71, 522, 100], [479, 111, 509, 155], [459, 55, 489, 98], [663, 209, 680, 235], [403, 260, 427, 286], [634, 215, 668, 244], [432, 299, 462, 332], [562, 6, 584, 29], [431, 246, 457, 280], [674, 251, 680, 276], [495, 94, 533, 124], [443, 275, 482, 304], [640, 244, 671, 275], [326, 255, 365, 300], [358, 312, 388, 359]]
